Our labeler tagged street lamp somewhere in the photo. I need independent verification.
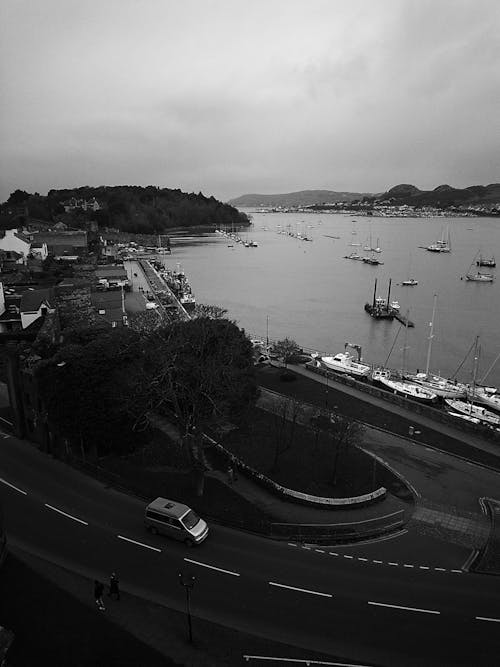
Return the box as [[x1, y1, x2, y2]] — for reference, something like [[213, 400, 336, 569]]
[[178, 571, 195, 643]]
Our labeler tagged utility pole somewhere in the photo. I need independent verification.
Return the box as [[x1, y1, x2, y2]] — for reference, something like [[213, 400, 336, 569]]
[[178, 571, 195, 643]]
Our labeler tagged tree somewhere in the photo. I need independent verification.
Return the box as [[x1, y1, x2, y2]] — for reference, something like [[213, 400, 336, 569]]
[[272, 338, 300, 368], [7, 189, 30, 206], [192, 303, 228, 319], [328, 415, 365, 487], [271, 396, 302, 471], [36, 327, 147, 457]]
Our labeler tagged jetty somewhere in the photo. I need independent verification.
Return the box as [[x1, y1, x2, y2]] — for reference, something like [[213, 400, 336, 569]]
[[393, 310, 414, 327]]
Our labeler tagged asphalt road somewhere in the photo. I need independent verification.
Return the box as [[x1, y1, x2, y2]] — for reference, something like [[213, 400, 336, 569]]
[[1, 434, 500, 666]]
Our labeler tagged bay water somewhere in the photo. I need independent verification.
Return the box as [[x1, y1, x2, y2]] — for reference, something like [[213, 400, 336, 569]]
[[166, 211, 500, 388]]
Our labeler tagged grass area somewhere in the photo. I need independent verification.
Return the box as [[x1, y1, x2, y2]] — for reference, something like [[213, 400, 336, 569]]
[[220, 407, 382, 498]]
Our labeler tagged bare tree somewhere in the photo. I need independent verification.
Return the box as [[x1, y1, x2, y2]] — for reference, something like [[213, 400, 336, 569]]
[[271, 396, 302, 471]]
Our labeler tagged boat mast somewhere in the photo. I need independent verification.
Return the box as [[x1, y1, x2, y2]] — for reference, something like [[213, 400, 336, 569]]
[[470, 336, 480, 405], [479, 350, 500, 384], [386, 278, 392, 309], [425, 294, 438, 376], [372, 278, 377, 309], [402, 309, 410, 375]]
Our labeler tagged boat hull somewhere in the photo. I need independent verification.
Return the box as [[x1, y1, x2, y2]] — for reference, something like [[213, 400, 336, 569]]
[[445, 399, 500, 426]]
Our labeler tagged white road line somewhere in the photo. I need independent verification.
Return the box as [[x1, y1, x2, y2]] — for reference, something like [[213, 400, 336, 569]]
[[288, 543, 298, 547], [343, 554, 353, 559], [315, 549, 325, 553], [373, 560, 383, 564], [184, 558, 240, 577], [403, 564, 414, 568], [243, 657, 373, 666], [44, 503, 88, 525], [357, 557, 368, 562], [117, 535, 161, 552], [388, 562, 398, 566], [434, 567, 446, 572], [329, 552, 338, 556], [368, 601, 440, 615], [269, 581, 333, 598], [419, 566, 430, 570], [451, 569, 463, 574], [476, 616, 500, 623], [0, 477, 27, 495]]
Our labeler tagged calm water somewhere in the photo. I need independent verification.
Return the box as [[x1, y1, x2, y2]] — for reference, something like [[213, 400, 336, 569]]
[[166, 211, 500, 388]]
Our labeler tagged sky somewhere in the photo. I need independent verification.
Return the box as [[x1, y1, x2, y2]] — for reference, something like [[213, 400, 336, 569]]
[[1, 0, 499, 203]]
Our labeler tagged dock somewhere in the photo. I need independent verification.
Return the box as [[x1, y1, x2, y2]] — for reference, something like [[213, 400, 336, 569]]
[[392, 310, 414, 327]]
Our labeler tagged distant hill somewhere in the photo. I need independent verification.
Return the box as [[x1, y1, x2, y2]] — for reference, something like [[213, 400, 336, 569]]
[[228, 190, 373, 207], [0, 185, 249, 234], [372, 183, 500, 208]]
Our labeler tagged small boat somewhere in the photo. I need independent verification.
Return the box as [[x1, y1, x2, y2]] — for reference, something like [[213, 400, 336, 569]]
[[317, 342, 371, 378], [402, 278, 418, 286], [465, 252, 494, 282], [426, 224, 451, 253], [467, 386, 500, 413], [445, 399, 500, 426], [390, 300, 400, 311], [476, 253, 496, 268], [344, 251, 363, 260]]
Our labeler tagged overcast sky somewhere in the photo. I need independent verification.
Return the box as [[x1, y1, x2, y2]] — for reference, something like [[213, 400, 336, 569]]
[[1, 0, 499, 202]]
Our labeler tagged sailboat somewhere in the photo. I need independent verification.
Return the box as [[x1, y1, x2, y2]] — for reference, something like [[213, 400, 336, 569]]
[[465, 252, 494, 282], [405, 294, 467, 398], [445, 338, 500, 426], [426, 223, 451, 253], [371, 312, 437, 403], [401, 252, 418, 286]]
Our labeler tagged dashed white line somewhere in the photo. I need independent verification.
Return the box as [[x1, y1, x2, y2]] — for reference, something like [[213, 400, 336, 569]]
[[368, 601, 440, 615], [315, 549, 325, 553], [329, 552, 338, 556], [184, 558, 240, 577], [117, 535, 161, 552], [288, 543, 298, 547], [269, 581, 333, 598], [44, 503, 88, 525], [451, 569, 463, 574], [373, 560, 383, 564], [357, 557, 368, 562], [388, 562, 398, 566], [476, 616, 500, 623], [343, 554, 353, 559], [434, 567, 446, 572], [0, 477, 27, 495], [419, 566, 430, 570], [403, 564, 414, 568]]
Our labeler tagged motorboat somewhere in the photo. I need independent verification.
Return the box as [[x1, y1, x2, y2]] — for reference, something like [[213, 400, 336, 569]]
[[476, 253, 496, 268], [402, 278, 418, 286], [444, 399, 500, 426], [407, 372, 467, 398], [390, 300, 401, 311], [372, 369, 437, 403], [465, 270, 494, 282], [318, 342, 370, 378]]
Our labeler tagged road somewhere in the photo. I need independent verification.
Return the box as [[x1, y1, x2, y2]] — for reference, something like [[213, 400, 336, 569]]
[[1, 433, 500, 666]]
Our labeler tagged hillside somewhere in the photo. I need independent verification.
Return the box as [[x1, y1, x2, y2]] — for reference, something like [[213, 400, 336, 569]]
[[1, 185, 249, 234], [228, 190, 372, 208], [372, 183, 500, 208]]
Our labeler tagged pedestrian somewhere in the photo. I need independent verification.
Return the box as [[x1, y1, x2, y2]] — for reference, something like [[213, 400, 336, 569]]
[[94, 580, 105, 611], [108, 572, 120, 601]]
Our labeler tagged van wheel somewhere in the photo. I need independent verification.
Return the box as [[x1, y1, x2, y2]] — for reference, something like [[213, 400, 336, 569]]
[[149, 526, 158, 535], [184, 538, 194, 548]]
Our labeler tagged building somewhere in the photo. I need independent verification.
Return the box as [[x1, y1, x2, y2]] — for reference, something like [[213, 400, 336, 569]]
[[94, 264, 129, 288], [90, 289, 127, 328], [29, 242, 48, 261], [19, 288, 56, 330], [0, 229, 31, 259], [62, 197, 101, 213], [28, 231, 88, 258]]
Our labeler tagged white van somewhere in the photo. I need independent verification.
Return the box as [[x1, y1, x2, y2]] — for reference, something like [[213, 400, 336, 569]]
[[144, 497, 209, 546]]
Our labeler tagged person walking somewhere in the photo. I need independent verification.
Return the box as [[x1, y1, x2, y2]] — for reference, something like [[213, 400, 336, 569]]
[[108, 572, 120, 601], [94, 580, 105, 611]]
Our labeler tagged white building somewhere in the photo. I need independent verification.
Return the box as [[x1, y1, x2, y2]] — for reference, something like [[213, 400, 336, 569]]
[[0, 229, 31, 259]]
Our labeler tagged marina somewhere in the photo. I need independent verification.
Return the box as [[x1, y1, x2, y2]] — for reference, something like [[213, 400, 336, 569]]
[[168, 210, 500, 389]]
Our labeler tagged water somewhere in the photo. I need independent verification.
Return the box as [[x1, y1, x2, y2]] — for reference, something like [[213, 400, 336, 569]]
[[166, 211, 500, 388]]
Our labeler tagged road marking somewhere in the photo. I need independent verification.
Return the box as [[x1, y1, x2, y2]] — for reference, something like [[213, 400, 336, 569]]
[[184, 558, 240, 577], [117, 535, 161, 552], [403, 564, 414, 568], [315, 549, 325, 553], [44, 503, 88, 525], [243, 656, 373, 666], [434, 567, 446, 572], [343, 554, 353, 559], [476, 616, 500, 623], [451, 569, 463, 574], [357, 557, 368, 562], [288, 543, 298, 547], [373, 560, 383, 564], [269, 581, 333, 598], [329, 552, 338, 556], [368, 601, 440, 615], [419, 566, 430, 570], [0, 477, 27, 495], [388, 562, 398, 566]]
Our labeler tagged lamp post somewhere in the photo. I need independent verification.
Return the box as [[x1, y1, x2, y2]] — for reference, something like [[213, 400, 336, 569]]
[[325, 371, 329, 410], [178, 571, 195, 643]]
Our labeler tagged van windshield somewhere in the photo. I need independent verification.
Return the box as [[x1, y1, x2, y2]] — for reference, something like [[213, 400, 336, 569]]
[[182, 510, 200, 530]]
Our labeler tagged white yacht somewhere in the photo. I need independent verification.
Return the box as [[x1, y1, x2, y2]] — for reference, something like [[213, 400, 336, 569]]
[[372, 369, 438, 403], [407, 372, 467, 398], [318, 348, 371, 378], [467, 386, 500, 413]]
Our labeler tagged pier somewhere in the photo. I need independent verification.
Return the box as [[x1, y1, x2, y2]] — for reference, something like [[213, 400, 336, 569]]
[[393, 310, 414, 327]]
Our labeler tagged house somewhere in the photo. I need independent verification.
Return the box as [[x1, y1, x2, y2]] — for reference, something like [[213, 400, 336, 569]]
[[29, 242, 48, 261], [90, 289, 127, 328], [19, 288, 56, 330], [62, 197, 101, 213], [0, 229, 31, 259], [0, 249, 26, 272], [94, 264, 129, 288], [28, 231, 88, 258]]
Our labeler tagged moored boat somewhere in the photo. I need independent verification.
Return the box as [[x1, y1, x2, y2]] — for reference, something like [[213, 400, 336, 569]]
[[444, 398, 500, 426], [372, 369, 438, 403], [317, 342, 371, 378], [467, 386, 500, 413]]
